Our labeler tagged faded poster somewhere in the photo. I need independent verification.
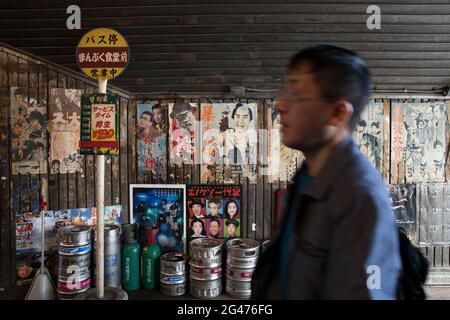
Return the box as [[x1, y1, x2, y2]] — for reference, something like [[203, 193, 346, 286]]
[[169, 102, 200, 166], [354, 102, 384, 173], [200, 102, 258, 184], [418, 183, 446, 245], [267, 103, 303, 182], [388, 184, 417, 243], [10, 87, 47, 175], [391, 102, 447, 183], [49, 88, 83, 174], [137, 103, 167, 181]]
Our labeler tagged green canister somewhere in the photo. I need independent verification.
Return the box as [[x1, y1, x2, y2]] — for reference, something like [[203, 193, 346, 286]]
[[121, 224, 140, 291], [141, 244, 161, 289]]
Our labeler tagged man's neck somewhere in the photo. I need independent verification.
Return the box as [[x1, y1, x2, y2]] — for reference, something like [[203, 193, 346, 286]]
[[303, 131, 349, 177]]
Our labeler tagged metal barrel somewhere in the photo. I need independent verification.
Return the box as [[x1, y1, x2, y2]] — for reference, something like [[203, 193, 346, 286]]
[[59, 225, 92, 246], [58, 243, 92, 256], [58, 253, 91, 268], [57, 275, 91, 294], [190, 278, 222, 299], [189, 264, 222, 281], [57, 287, 90, 300], [160, 273, 186, 285], [261, 240, 271, 254], [225, 265, 255, 281], [189, 238, 223, 268], [58, 264, 90, 278], [226, 238, 260, 259], [160, 282, 186, 297], [92, 224, 121, 287], [226, 255, 258, 268], [160, 253, 187, 276]]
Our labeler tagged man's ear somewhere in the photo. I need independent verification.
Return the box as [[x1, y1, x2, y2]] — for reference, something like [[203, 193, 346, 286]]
[[328, 100, 354, 127]]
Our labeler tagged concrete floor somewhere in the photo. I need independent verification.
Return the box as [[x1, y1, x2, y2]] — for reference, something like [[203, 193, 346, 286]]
[[426, 286, 450, 300]]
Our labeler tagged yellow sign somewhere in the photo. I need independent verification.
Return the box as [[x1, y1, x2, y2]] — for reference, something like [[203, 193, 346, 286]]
[[76, 28, 129, 80]]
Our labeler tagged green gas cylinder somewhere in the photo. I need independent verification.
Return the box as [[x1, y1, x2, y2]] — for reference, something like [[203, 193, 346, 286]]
[[121, 224, 140, 291], [141, 244, 161, 289]]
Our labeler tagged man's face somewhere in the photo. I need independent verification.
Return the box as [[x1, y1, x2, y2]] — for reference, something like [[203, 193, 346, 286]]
[[139, 114, 152, 129], [233, 107, 251, 131], [153, 108, 163, 124], [16, 94, 27, 106], [277, 61, 333, 151], [209, 221, 220, 236], [193, 222, 202, 236], [175, 110, 195, 132], [227, 224, 236, 236], [208, 202, 219, 216], [370, 125, 378, 135], [192, 204, 202, 215]]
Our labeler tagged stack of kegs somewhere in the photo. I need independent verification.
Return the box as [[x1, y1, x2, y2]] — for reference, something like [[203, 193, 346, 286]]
[[159, 253, 187, 296], [226, 238, 260, 299], [189, 238, 223, 299], [57, 225, 92, 300], [92, 224, 122, 288]]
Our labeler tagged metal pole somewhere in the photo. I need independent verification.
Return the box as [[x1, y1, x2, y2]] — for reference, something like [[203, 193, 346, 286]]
[[96, 79, 107, 299]]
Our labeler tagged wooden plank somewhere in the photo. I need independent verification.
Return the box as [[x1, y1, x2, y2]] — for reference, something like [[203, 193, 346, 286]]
[[0, 50, 12, 287], [104, 155, 112, 206], [56, 73, 68, 210], [47, 69, 58, 210], [426, 246, 434, 268], [38, 65, 49, 211], [254, 99, 264, 241], [75, 80, 87, 209], [111, 155, 120, 206], [119, 97, 129, 222], [65, 77, 78, 209], [164, 99, 176, 185], [192, 98, 201, 186], [262, 99, 272, 241], [444, 245, 450, 268], [434, 245, 443, 268], [128, 98, 137, 188], [85, 85, 96, 208]]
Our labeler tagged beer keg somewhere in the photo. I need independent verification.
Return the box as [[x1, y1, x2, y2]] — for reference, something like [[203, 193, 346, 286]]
[[160, 253, 187, 296]]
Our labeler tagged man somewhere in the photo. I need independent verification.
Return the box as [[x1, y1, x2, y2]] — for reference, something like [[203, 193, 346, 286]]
[[225, 219, 239, 240], [152, 104, 167, 132], [252, 45, 401, 300], [209, 219, 221, 238], [170, 102, 196, 134], [207, 200, 222, 219], [189, 199, 205, 219]]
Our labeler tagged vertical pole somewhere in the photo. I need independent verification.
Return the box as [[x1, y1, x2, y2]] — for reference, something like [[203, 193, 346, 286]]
[[96, 79, 107, 299]]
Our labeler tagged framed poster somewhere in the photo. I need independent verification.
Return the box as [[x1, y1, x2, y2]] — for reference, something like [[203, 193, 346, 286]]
[[267, 102, 303, 182], [49, 88, 83, 174], [200, 102, 258, 184], [168, 102, 200, 166], [186, 185, 242, 244], [130, 184, 186, 254], [136, 103, 168, 181], [10, 87, 47, 175], [353, 101, 385, 173], [391, 102, 447, 183], [80, 93, 120, 155], [388, 184, 417, 243]]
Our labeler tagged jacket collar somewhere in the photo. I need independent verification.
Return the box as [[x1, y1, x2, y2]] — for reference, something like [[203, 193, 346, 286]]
[[296, 135, 357, 200]]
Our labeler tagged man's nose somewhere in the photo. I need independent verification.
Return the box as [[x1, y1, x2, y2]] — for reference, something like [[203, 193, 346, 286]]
[[276, 100, 287, 113]]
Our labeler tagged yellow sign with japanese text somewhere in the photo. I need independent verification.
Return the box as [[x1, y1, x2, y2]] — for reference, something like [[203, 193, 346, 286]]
[[76, 28, 129, 80]]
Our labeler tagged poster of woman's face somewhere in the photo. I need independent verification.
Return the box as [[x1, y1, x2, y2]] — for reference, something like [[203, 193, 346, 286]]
[[224, 200, 240, 219]]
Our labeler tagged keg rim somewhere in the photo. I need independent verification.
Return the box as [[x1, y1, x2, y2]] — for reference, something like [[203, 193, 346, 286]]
[[189, 238, 223, 250], [226, 238, 260, 251]]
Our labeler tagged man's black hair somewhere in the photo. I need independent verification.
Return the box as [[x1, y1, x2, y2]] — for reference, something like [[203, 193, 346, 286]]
[[231, 103, 253, 122], [371, 121, 380, 129], [209, 219, 221, 227], [152, 104, 161, 111], [140, 111, 153, 118], [14, 87, 27, 98], [288, 45, 372, 130]]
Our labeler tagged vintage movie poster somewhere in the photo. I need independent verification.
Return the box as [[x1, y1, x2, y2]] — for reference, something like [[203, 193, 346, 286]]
[[169, 102, 200, 166], [10, 87, 47, 175], [186, 185, 242, 245], [130, 184, 186, 253], [418, 183, 446, 245], [200, 102, 258, 184], [267, 103, 304, 182], [354, 102, 385, 173], [69, 205, 123, 226], [391, 102, 447, 183], [49, 88, 83, 174], [388, 184, 417, 243], [137, 103, 168, 181], [80, 93, 120, 155]]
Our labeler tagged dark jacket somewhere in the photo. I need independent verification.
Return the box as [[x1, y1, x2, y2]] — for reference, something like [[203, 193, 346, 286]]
[[252, 136, 401, 300]]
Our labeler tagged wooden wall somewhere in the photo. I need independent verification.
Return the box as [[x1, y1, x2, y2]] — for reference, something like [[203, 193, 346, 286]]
[[0, 46, 134, 288]]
